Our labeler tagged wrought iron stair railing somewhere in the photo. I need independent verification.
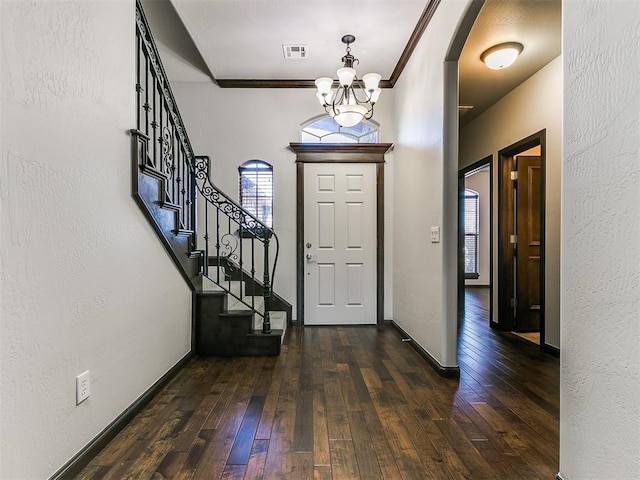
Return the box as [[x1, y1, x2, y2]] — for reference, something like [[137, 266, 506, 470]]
[[133, 0, 279, 333]]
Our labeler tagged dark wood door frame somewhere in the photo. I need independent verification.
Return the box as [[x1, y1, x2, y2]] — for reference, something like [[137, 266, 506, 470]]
[[458, 156, 493, 327], [497, 130, 546, 346], [289, 143, 393, 326]]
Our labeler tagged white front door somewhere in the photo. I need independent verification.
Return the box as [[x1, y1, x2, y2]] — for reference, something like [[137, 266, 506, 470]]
[[304, 163, 377, 325]]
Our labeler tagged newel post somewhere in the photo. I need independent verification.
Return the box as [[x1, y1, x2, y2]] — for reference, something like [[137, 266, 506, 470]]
[[262, 229, 272, 334]]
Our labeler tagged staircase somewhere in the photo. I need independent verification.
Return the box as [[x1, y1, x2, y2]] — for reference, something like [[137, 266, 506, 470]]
[[196, 276, 286, 356], [132, 1, 289, 357]]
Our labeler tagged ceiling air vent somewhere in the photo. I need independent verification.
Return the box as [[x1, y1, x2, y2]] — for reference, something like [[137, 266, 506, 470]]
[[282, 44, 307, 59]]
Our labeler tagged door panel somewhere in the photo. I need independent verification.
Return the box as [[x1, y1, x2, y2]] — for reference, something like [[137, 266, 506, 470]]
[[499, 155, 516, 327], [304, 163, 376, 325], [317, 202, 335, 248], [318, 264, 335, 305], [346, 263, 364, 305], [515, 156, 542, 331]]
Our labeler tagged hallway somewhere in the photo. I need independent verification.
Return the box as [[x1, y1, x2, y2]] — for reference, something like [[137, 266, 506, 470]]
[[77, 290, 559, 479], [458, 288, 559, 477]]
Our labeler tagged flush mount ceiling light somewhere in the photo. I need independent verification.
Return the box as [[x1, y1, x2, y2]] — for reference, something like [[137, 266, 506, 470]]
[[480, 42, 524, 70], [314, 35, 381, 128]]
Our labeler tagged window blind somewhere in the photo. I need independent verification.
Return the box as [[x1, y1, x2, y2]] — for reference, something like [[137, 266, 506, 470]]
[[464, 190, 479, 276], [239, 160, 273, 228]]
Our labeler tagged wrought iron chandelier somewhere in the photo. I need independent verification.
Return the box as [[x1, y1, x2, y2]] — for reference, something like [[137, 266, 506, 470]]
[[314, 35, 381, 128]]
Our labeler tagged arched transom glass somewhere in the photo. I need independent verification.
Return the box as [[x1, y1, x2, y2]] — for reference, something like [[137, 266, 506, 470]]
[[301, 115, 379, 143]]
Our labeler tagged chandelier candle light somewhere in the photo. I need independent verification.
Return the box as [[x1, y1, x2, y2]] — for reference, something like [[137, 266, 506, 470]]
[[315, 35, 381, 127]]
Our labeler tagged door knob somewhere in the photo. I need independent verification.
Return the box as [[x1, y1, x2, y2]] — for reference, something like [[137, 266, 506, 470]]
[[306, 253, 313, 260], [306, 242, 312, 249]]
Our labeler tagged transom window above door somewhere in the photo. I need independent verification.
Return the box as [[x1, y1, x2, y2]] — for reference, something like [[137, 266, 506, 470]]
[[301, 115, 379, 143]]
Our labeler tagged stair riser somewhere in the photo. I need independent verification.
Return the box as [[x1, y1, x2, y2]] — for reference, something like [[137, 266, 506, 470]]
[[195, 291, 283, 356]]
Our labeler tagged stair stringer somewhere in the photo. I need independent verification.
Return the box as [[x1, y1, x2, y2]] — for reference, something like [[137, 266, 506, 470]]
[[131, 130, 201, 289]]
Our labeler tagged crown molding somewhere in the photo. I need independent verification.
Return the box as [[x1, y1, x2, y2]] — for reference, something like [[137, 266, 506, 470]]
[[215, 0, 440, 89], [389, 0, 440, 86], [215, 79, 393, 89]]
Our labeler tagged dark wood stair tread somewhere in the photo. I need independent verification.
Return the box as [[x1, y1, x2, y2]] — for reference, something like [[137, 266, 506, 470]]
[[246, 329, 283, 338], [160, 200, 181, 212], [219, 310, 254, 317]]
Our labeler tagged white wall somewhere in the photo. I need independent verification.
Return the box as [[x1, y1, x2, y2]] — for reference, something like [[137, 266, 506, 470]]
[[170, 83, 396, 320], [561, 1, 640, 478], [459, 55, 562, 349], [0, 2, 192, 478], [392, 0, 470, 366], [464, 169, 490, 286]]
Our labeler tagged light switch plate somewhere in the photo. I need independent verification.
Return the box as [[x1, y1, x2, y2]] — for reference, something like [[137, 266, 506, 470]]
[[430, 226, 440, 243]]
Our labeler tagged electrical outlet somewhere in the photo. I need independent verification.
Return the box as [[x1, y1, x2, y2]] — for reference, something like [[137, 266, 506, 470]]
[[76, 371, 90, 404], [430, 226, 440, 243]]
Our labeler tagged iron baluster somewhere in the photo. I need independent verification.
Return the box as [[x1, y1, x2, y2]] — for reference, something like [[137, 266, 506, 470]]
[[263, 233, 271, 334], [152, 79, 158, 173], [239, 224, 244, 302], [227, 215, 232, 293], [157, 86, 163, 174], [215, 207, 220, 283], [190, 159, 196, 250], [173, 126, 179, 211], [251, 235, 256, 309], [171, 110, 178, 207], [175, 129, 182, 221], [144, 55, 150, 148], [203, 195, 209, 277], [179, 148, 184, 229], [136, 33, 142, 131]]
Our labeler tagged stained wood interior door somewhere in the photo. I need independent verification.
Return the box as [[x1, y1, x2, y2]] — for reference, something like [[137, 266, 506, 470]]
[[515, 156, 542, 331], [303, 163, 377, 325]]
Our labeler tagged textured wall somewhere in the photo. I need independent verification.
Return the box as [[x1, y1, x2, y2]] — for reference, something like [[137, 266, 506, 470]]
[[561, 1, 640, 478], [0, 1, 192, 477], [392, 0, 469, 365], [459, 56, 562, 348], [170, 84, 397, 320]]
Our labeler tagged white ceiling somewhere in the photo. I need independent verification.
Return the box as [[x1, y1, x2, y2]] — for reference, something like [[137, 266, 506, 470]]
[[146, 0, 561, 123], [170, 0, 427, 80]]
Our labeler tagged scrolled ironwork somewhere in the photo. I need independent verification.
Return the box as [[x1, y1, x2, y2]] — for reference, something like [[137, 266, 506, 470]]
[[193, 157, 272, 241], [194, 156, 210, 179], [161, 127, 173, 177], [220, 233, 239, 277], [221, 233, 239, 262]]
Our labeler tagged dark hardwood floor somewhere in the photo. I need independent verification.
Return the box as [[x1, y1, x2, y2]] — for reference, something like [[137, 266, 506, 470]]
[[77, 288, 559, 479]]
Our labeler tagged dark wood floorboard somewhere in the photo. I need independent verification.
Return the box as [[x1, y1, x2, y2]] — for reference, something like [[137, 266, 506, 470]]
[[76, 288, 558, 479]]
